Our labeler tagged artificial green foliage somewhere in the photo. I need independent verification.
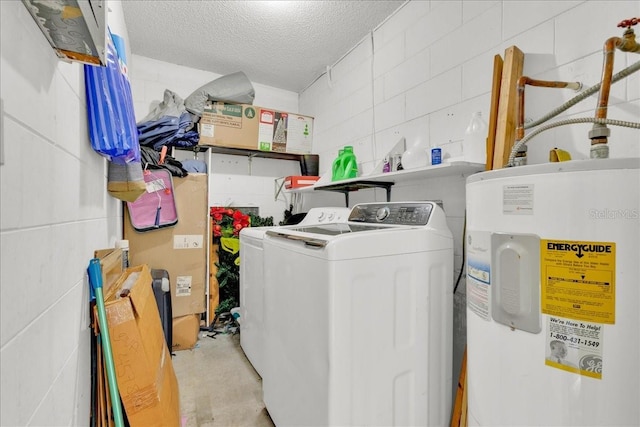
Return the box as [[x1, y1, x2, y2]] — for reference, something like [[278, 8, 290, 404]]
[[249, 213, 274, 227], [214, 247, 240, 314]]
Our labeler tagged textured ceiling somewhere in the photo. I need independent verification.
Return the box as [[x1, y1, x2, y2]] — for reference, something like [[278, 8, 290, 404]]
[[122, 0, 405, 93]]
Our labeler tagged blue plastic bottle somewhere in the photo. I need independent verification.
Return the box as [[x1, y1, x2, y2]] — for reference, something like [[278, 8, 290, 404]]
[[341, 146, 358, 179], [332, 149, 344, 181]]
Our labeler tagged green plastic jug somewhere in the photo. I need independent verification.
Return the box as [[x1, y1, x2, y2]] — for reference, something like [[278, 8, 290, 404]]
[[341, 146, 358, 179], [332, 149, 344, 181]]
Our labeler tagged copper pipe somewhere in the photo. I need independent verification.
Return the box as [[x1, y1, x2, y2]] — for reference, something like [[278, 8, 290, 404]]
[[594, 37, 620, 122], [592, 22, 640, 146], [516, 77, 581, 141], [595, 31, 640, 120]]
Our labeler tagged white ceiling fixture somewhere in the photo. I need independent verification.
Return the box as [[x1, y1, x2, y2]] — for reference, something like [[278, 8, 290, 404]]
[[122, 0, 406, 93]]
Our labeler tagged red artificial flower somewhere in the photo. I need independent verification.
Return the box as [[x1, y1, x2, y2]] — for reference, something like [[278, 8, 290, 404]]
[[210, 206, 252, 239], [210, 206, 227, 216]]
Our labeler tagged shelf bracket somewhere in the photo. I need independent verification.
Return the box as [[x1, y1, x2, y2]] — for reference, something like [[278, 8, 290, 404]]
[[313, 180, 394, 207], [274, 177, 286, 201]]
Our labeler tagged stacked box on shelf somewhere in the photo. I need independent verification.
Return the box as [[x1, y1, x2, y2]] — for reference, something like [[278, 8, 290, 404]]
[[198, 101, 314, 154]]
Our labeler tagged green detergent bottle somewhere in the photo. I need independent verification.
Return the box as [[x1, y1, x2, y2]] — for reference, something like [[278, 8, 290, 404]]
[[332, 149, 345, 181], [341, 146, 358, 179]]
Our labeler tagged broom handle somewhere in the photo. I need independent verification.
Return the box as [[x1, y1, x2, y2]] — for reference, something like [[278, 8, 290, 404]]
[[88, 259, 125, 427]]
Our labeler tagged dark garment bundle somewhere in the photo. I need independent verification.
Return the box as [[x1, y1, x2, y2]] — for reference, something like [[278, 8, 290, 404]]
[[140, 146, 189, 177], [137, 112, 199, 150]]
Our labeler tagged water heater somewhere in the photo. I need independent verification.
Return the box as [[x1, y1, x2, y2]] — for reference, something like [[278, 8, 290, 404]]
[[465, 158, 639, 426]]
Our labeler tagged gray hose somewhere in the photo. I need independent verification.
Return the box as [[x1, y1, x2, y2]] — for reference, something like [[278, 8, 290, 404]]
[[508, 117, 640, 167], [525, 60, 640, 129]]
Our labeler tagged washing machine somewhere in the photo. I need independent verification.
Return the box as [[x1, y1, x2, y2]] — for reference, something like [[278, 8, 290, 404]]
[[465, 158, 639, 426], [239, 207, 350, 377], [261, 201, 454, 427]]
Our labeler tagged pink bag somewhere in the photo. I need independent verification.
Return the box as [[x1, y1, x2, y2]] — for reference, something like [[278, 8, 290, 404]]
[[126, 169, 178, 232]]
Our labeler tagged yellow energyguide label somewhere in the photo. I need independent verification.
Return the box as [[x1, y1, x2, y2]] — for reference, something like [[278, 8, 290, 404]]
[[540, 239, 616, 324]]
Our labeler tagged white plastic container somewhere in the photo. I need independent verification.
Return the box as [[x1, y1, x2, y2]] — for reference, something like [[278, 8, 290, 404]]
[[401, 142, 428, 169], [463, 112, 487, 164]]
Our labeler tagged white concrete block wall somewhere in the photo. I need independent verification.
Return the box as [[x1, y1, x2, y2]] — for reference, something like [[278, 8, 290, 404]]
[[129, 54, 300, 122], [298, 0, 640, 250], [301, 0, 640, 176], [209, 174, 290, 223], [0, 2, 120, 425], [205, 154, 300, 224]]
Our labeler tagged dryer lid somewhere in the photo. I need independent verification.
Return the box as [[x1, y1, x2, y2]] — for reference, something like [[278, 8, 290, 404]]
[[284, 223, 394, 236]]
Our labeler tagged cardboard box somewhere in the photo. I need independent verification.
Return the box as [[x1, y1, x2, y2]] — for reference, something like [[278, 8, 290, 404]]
[[101, 265, 180, 426], [199, 101, 314, 154], [172, 314, 201, 352], [125, 173, 208, 317], [93, 247, 123, 296]]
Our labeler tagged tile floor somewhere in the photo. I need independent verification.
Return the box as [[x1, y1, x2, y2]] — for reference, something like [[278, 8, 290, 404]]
[[172, 330, 275, 427]]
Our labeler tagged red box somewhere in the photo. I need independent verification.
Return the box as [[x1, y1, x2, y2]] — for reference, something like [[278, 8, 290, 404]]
[[284, 176, 320, 189]]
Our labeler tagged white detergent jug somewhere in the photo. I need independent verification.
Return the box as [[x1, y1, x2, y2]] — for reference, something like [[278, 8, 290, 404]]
[[463, 112, 488, 164]]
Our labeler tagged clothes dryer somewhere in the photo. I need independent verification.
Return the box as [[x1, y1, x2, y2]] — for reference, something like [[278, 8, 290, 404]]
[[239, 207, 350, 377], [262, 201, 453, 426]]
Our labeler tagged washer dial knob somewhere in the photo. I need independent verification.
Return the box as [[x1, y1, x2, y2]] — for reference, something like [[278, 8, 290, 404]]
[[376, 207, 390, 221]]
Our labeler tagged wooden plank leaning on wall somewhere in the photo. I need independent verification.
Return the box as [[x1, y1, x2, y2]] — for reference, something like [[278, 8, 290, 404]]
[[492, 46, 525, 169]]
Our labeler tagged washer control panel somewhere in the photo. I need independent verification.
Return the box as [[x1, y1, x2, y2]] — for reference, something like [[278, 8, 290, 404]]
[[349, 202, 435, 225]]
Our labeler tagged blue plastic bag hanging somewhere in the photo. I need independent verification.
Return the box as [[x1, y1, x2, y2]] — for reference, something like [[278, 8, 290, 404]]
[[84, 33, 140, 164]]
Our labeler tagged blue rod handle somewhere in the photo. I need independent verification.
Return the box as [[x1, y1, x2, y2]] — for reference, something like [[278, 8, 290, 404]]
[[88, 258, 103, 289]]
